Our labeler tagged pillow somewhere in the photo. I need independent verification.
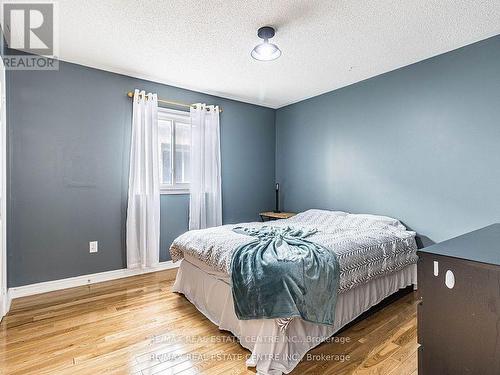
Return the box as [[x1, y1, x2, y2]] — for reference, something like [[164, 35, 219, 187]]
[[299, 209, 348, 217], [290, 209, 348, 223], [348, 213, 406, 229]]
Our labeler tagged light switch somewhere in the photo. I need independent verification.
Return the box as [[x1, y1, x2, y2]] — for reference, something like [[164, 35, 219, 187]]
[[433, 261, 439, 276]]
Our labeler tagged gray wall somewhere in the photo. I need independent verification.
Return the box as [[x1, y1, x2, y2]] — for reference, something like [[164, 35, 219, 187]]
[[7, 61, 275, 287], [276, 35, 500, 246], [8, 34, 500, 286]]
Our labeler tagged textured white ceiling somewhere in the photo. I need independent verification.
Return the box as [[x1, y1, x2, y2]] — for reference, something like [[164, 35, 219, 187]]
[[24, 1, 500, 107]]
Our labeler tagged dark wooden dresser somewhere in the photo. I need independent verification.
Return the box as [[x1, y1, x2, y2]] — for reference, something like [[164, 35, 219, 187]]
[[417, 224, 500, 375]]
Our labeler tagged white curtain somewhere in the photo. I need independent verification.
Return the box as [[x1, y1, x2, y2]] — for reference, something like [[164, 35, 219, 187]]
[[126, 89, 160, 269], [189, 104, 222, 230]]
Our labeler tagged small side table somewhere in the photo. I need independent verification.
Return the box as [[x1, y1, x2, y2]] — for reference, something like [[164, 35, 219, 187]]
[[259, 211, 296, 222]]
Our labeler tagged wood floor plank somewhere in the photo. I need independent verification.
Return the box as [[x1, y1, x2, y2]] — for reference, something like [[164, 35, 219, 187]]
[[0, 269, 418, 375]]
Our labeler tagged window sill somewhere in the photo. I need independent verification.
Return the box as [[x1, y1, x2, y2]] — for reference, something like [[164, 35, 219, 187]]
[[160, 189, 190, 195]]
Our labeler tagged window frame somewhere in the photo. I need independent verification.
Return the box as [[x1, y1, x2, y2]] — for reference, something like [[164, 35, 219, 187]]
[[157, 107, 191, 195]]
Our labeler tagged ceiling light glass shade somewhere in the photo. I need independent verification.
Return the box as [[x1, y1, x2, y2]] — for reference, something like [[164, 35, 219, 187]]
[[251, 41, 281, 61]]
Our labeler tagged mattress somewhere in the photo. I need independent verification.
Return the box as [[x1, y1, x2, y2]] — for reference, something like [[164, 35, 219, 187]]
[[173, 258, 417, 375], [170, 209, 418, 293]]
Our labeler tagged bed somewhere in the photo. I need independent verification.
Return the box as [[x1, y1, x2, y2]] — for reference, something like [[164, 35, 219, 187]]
[[170, 209, 418, 375]]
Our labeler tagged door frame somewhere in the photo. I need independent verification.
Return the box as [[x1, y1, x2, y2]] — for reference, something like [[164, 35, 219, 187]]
[[0, 57, 7, 319]]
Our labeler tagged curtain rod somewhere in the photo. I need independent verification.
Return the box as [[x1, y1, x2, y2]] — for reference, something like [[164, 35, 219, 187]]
[[126, 91, 223, 112]]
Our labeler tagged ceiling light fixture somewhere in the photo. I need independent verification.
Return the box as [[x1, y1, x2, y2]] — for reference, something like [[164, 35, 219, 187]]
[[251, 26, 281, 61]]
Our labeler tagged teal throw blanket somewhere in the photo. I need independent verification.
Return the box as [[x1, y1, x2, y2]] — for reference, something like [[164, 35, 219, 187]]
[[230, 226, 340, 325]]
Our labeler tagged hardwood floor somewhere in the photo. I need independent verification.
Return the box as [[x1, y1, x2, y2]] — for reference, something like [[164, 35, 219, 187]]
[[0, 270, 418, 375]]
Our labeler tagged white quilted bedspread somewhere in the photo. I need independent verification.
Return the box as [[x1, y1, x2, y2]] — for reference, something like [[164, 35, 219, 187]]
[[170, 209, 418, 293]]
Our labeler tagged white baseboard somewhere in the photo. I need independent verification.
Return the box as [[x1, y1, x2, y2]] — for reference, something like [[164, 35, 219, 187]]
[[8, 261, 179, 301], [5, 291, 11, 314], [0, 289, 10, 321]]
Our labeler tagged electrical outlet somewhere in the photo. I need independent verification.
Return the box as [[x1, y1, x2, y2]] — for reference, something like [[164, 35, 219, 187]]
[[89, 241, 98, 253]]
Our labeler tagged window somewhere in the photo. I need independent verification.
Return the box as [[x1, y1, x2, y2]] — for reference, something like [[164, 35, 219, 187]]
[[158, 108, 191, 193]]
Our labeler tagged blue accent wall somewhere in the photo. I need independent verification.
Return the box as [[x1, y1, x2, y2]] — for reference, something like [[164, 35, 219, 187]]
[[276, 35, 500, 246], [7, 34, 500, 286], [7, 60, 275, 286]]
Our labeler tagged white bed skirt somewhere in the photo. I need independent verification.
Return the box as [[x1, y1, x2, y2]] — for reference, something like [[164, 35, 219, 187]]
[[172, 260, 417, 375]]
